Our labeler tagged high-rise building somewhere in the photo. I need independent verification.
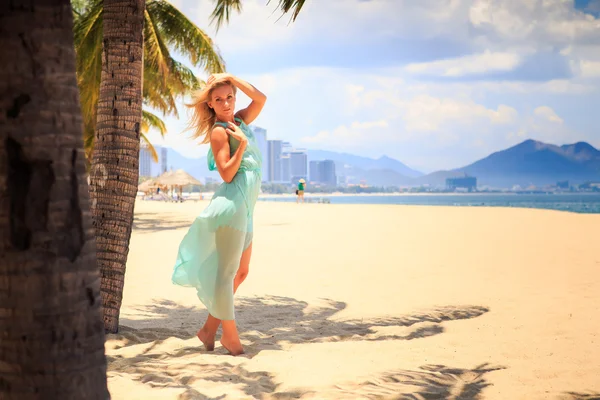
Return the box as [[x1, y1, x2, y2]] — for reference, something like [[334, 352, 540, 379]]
[[309, 159, 337, 186], [161, 147, 168, 174], [290, 150, 308, 182], [139, 145, 152, 177], [309, 160, 321, 183], [282, 141, 292, 154], [320, 159, 337, 186], [267, 140, 282, 182], [280, 154, 291, 183], [251, 126, 268, 181]]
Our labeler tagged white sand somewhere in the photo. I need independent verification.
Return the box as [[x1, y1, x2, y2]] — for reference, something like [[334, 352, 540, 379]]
[[106, 199, 600, 399]]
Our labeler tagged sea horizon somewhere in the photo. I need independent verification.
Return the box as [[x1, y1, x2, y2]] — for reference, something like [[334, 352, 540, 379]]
[[256, 192, 600, 214]]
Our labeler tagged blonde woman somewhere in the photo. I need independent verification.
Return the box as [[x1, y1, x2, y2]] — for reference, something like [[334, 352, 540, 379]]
[[172, 73, 266, 355]]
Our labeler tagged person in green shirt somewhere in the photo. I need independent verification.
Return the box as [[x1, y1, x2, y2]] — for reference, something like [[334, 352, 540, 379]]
[[296, 178, 306, 203]]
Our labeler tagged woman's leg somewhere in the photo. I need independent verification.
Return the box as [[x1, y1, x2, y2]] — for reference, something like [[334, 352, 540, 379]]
[[220, 241, 252, 355], [202, 227, 244, 354], [234, 242, 252, 293], [198, 238, 252, 354]]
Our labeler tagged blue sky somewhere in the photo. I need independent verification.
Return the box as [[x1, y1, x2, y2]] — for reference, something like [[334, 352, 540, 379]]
[[147, 0, 600, 173]]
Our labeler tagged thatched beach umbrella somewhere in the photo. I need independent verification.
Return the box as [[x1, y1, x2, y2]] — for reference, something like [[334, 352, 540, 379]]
[[157, 169, 202, 186], [138, 178, 158, 192]]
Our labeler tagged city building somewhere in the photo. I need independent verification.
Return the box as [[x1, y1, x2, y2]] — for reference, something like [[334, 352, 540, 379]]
[[281, 153, 291, 183], [309, 161, 321, 183], [161, 147, 168, 174], [446, 176, 477, 191], [320, 160, 336, 186], [290, 150, 308, 183], [267, 140, 282, 182], [309, 159, 336, 186], [139, 144, 152, 178], [251, 126, 268, 181]]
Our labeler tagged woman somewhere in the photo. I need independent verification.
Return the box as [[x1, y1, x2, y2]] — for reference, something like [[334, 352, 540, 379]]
[[172, 73, 266, 355], [296, 178, 306, 203]]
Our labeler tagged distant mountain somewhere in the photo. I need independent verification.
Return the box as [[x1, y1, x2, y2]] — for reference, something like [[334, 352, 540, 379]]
[[154, 140, 600, 189], [417, 139, 600, 188], [306, 149, 423, 178], [154, 146, 423, 186]]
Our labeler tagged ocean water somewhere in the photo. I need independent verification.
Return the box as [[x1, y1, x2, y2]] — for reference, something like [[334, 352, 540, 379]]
[[258, 193, 600, 214]]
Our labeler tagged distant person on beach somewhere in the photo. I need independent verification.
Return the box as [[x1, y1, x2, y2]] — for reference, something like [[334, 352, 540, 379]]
[[297, 178, 306, 203], [171, 73, 266, 356]]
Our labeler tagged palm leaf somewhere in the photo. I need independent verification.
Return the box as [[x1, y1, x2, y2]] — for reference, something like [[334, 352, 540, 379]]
[[142, 109, 168, 137], [73, 0, 221, 162], [144, 8, 172, 85], [267, 0, 305, 23], [210, 0, 305, 30], [140, 133, 160, 163], [209, 0, 243, 32], [148, 0, 225, 72], [73, 0, 103, 161]]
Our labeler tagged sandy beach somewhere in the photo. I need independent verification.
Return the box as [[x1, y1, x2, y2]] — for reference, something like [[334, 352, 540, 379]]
[[106, 199, 600, 399]]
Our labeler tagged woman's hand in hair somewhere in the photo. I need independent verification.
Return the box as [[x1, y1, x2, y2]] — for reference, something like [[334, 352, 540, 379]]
[[207, 73, 232, 85]]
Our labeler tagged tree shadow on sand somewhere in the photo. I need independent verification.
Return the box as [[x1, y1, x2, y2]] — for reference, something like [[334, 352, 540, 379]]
[[560, 392, 600, 400], [332, 363, 506, 400], [132, 211, 193, 233], [118, 295, 490, 354], [107, 351, 504, 400], [106, 296, 507, 398]]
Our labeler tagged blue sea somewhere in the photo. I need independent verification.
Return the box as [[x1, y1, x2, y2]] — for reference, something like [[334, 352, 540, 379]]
[[258, 193, 600, 214]]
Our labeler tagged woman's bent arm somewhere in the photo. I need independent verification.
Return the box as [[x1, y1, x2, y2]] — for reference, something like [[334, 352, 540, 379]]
[[229, 75, 266, 125], [211, 126, 247, 183]]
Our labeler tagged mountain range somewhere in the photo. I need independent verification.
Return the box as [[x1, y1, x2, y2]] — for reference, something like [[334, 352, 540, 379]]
[[416, 140, 600, 188], [155, 139, 600, 189]]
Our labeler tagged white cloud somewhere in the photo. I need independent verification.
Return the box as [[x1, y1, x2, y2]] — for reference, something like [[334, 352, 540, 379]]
[[146, 0, 600, 171], [178, 0, 467, 55], [469, 0, 600, 47], [399, 95, 518, 132], [576, 60, 600, 78], [506, 105, 579, 145], [534, 106, 564, 124], [147, 64, 594, 170], [405, 50, 522, 77], [300, 119, 391, 151]]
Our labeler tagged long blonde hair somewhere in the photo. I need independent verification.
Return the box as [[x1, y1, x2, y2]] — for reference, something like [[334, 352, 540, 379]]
[[186, 77, 237, 144]]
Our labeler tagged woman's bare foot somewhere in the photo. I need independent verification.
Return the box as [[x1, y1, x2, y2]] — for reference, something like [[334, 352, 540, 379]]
[[197, 328, 215, 351], [220, 335, 244, 356]]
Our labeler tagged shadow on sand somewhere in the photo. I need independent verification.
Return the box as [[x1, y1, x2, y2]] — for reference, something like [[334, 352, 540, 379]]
[[107, 296, 513, 399], [560, 392, 600, 400], [120, 296, 489, 352], [132, 211, 193, 233]]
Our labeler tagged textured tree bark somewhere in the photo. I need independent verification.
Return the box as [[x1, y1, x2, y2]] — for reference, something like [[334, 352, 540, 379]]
[[89, 0, 145, 333], [0, 0, 109, 399]]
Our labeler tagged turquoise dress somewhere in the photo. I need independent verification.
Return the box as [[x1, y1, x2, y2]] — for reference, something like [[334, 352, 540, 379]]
[[172, 117, 262, 320]]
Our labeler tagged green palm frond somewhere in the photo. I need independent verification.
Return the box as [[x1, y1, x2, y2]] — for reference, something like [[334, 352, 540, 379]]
[[168, 59, 203, 92], [210, 0, 306, 30], [210, 0, 243, 32], [148, 0, 225, 72], [142, 110, 168, 137], [267, 0, 305, 23], [73, 0, 222, 161], [73, 0, 103, 162], [144, 8, 172, 84], [140, 133, 160, 163], [71, 0, 89, 17], [143, 61, 179, 116]]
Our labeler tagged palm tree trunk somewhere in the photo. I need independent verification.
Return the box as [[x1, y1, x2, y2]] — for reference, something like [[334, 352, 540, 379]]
[[0, 0, 109, 399], [89, 0, 145, 333]]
